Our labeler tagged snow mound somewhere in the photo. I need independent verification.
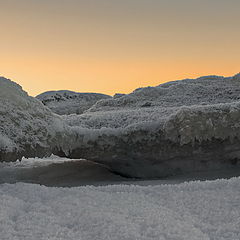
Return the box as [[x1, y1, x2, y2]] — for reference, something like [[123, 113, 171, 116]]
[[64, 73, 240, 129], [58, 73, 240, 178], [0, 77, 67, 161], [1, 177, 240, 239], [36, 90, 111, 115], [88, 73, 240, 112]]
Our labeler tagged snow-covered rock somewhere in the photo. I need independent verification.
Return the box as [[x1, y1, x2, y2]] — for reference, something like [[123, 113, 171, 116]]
[[0, 77, 67, 162], [58, 73, 240, 178], [36, 90, 111, 115]]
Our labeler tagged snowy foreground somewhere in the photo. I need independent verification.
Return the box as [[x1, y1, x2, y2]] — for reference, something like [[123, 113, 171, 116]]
[[0, 176, 240, 240], [0, 157, 240, 240]]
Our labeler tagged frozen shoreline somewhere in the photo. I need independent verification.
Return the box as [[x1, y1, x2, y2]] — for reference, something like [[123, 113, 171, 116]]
[[1, 156, 240, 187]]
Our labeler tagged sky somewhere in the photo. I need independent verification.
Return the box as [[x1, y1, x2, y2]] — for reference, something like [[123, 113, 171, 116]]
[[0, 0, 239, 96]]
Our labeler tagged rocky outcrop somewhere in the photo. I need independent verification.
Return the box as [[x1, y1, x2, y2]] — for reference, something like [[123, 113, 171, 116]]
[[36, 90, 111, 115], [0, 77, 67, 162]]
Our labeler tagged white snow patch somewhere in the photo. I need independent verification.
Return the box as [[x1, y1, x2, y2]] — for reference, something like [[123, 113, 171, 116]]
[[1, 177, 240, 239]]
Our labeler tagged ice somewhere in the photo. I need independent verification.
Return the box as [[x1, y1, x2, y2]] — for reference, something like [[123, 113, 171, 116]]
[[0, 177, 240, 239], [0, 156, 125, 187], [2, 74, 240, 178], [56, 74, 240, 178], [0, 77, 67, 161]]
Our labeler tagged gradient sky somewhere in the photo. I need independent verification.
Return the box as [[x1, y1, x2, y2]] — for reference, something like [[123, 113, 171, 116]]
[[0, 0, 239, 96]]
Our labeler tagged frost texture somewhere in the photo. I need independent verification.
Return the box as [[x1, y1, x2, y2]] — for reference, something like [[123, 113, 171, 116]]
[[0, 77, 66, 161], [65, 73, 240, 129], [2, 74, 240, 177], [36, 90, 111, 115], [59, 74, 240, 177], [0, 177, 240, 239]]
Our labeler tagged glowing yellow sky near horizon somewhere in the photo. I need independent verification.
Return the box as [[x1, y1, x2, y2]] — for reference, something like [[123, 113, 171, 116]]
[[0, 0, 239, 96]]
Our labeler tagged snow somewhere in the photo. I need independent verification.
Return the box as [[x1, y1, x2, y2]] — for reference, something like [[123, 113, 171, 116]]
[[0, 77, 67, 160], [2, 74, 240, 178], [64, 73, 240, 129], [87, 73, 240, 112], [1, 73, 240, 238], [36, 90, 111, 115], [55, 74, 240, 178], [0, 177, 240, 239]]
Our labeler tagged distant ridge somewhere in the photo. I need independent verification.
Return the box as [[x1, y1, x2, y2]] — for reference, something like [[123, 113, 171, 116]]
[[36, 90, 111, 115]]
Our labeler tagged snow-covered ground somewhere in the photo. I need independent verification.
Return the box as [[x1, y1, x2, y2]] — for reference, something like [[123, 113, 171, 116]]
[[0, 175, 240, 239], [0, 157, 240, 239], [1, 74, 240, 239]]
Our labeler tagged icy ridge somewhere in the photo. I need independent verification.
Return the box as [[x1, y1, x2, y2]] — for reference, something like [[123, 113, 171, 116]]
[[57, 74, 240, 177], [0, 77, 67, 160], [87, 73, 240, 112], [62, 73, 240, 144], [36, 90, 111, 115]]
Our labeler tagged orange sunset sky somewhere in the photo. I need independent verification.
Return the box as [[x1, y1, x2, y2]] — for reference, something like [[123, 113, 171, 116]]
[[0, 0, 239, 96]]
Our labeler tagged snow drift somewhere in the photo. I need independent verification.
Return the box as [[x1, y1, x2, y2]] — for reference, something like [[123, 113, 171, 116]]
[[0, 77, 67, 162], [1, 177, 240, 239], [36, 90, 111, 115], [57, 73, 240, 178]]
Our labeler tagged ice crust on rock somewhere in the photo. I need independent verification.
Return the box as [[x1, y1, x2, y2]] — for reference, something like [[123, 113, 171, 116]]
[[36, 90, 111, 115], [59, 74, 240, 178], [0, 77, 67, 161]]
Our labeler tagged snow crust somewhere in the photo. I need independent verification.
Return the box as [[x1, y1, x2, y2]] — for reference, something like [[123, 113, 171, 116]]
[[36, 90, 111, 115], [63, 74, 240, 148], [88, 73, 240, 112], [65, 73, 240, 129], [0, 77, 66, 158], [1, 177, 240, 239], [2, 74, 240, 177], [57, 74, 240, 177]]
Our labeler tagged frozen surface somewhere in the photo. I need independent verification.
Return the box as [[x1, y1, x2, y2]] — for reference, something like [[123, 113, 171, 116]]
[[0, 77, 66, 160], [57, 74, 240, 178], [64, 73, 240, 129], [88, 73, 240, 113], [2, 74, 240, 178], [0, 156, 125, 187], [1, 177, 240, 239], [0, 156, 240, 187], [36, 90, 111, 115]]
